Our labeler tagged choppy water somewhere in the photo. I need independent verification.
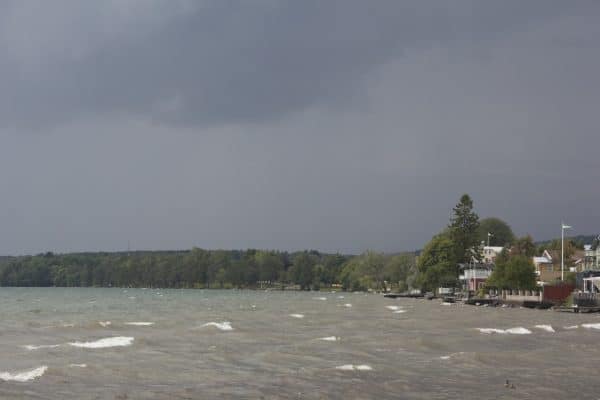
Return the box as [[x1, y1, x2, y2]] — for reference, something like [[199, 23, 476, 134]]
[[1, 288, 600, 399]]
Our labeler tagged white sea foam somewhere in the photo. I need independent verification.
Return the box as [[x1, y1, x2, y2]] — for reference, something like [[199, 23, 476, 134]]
[[125, 322, 154, 326], [0, 366, 48, 382], [69, 364, 87, 368], [335, 364, 372, 371], [201, 322, 233, 331], [98, 321, 111, 328], [23, 344, 60, 350], [337, 296, 345, 299], [440, 352, 464, 360], [393, 310, 407, 314], [535, 325, 555, 333], [582, 323, 600, 330], [505, 327, 532, 335], [441, 302, 454, 306], [128, 296, 136, 300], [344, 303, 352, 308], [386, 305, 400, 311], [319, 336, 339, 342], [564, 325, 579, 330], [478, 327, 531, 335], [313, 297, 327, 301], [478, 328, 507, 334], [68, 336, 134, 349], [289, 314, 305, 319]]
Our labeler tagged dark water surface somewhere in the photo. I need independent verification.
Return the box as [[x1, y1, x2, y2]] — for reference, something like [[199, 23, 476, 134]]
[[1, 288, 599, 399]]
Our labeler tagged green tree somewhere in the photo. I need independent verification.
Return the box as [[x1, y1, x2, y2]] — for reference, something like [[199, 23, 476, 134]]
[[477, 217, 515, 247], [486, 255, 536, 290], [511, 235, 536, 258], [384, 254, 414, 291], [289, 252, 316, 290], [449, 194, 481, 263], [416, 232, 458, 291]]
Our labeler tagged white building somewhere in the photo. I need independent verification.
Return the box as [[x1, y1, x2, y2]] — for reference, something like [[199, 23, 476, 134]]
[[480, 245, 504, 264]]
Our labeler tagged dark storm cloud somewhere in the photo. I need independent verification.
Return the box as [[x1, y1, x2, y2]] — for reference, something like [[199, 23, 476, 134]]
[[0, 0, 589, 129], [0, 1, 599, 254]]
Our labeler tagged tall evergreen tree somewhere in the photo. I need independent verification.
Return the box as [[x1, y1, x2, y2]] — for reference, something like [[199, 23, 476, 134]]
[[448, 194, 481, 264]]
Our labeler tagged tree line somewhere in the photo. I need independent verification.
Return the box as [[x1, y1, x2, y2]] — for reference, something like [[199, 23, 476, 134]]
[[0, 248, 415, 291]]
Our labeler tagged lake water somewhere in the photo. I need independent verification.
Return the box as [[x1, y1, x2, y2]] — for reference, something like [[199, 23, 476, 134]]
[[1, 288, 600, 399]]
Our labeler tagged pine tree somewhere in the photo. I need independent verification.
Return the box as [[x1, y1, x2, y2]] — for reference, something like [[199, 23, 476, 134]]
[[448, 194, 481, 264]]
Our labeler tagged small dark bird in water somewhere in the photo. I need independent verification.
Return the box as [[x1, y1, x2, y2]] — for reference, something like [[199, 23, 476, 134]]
[[504, 380, 510, 388]]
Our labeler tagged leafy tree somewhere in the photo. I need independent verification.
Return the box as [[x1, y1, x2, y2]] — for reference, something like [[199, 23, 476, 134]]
[[477, 217, 515, 247], [416, 232, 458, 291], [384, 254, 414, 291], [511, 235, 537, 257], [486, 255, 536, 290], [449, 194, 481, 263]]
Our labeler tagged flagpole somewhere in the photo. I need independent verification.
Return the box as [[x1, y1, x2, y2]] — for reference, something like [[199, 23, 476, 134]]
[[561, 223, 572, 281], [561, 222, 564, 281]]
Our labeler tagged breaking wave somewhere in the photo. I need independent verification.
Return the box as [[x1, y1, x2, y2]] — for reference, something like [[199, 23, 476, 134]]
[[582, 323, 600, 330], [68, 336, 134, 349], [98, 321, 111, 328], [289, 314, 305, 319], [534, 325, 555, 333], [318, 336, 339, 342], [201, 322, 233, 331], [125, 322, 154, 326], [385, 306, 400, 311], [335, 364, 373, 371], [23, 344, 61, 351], [478, 327, 532, 335], [0, 366, 48, 382]]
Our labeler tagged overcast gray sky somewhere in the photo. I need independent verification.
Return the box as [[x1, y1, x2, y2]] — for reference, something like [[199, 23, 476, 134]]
[[1, 1, 599, 255]]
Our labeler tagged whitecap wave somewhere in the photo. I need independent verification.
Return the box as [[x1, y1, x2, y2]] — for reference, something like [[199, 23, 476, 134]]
[[393, 310, 407, 314], [125, 322, 154, 326], [535, 325, 555, 333], [69, 364, 87, 368], [98, 321, 111, 328], [313, 297, 327, 301], [441, 302, 454, 306], [344, 303, 352, 308], [478, 328, 507, 334], [318, 336, 339, 342], [582, 323, 600, 330], [289, 314, 304, 319], [478, 327, 531, 335], [337, 296, 345, 299], [564, 325, 579, 330], [201, 322, 233, 331], [23, 344, 60, 351], [335, 364, 372, 371], [0, 366, 48, 382], [385, 305, 400, 311], [68, 336, 134, 349]]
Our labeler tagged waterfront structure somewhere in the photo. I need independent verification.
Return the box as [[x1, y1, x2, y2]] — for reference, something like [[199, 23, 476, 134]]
[[480, 245, 504, 264], [533, 250, 560, 285], [583, 244, 600, 270], [459, 263, 493, 291]]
